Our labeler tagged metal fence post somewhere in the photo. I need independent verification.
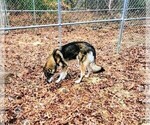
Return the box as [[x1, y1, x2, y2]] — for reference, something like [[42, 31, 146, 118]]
[[4, 0, 10, 30], [96, 0, 99, 15], [0, 0, 5, 119], [145, 0, 150, 123], [117, 0, 128, 53], [58, 0, 62, 48], [32, 0, 36, 25]]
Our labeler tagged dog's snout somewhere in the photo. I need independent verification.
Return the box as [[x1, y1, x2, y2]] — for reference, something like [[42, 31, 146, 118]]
[[46, 79, 50, 83]]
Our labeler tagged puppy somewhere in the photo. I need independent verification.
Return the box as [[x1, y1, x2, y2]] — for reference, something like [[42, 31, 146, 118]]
[[43, 41, 104, 83]]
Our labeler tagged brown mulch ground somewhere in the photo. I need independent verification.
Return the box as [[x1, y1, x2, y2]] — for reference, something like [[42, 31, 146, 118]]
[[2, 24, 146, 124]]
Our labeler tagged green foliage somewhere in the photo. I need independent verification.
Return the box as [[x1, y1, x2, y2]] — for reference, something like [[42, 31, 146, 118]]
[[6, 0, 146, 10], [6, 0, 57, 10], [6, 0, 34, 10], [128, 0, 145, 8]]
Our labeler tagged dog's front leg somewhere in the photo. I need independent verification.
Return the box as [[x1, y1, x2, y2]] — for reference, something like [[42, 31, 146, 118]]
[[55, 66, 68, 83]]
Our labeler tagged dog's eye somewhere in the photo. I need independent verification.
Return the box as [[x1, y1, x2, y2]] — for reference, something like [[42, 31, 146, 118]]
[[48, 69, 52, 73]]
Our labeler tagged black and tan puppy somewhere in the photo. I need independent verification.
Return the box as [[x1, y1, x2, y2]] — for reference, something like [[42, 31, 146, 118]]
[[43, 41, 104, 83]]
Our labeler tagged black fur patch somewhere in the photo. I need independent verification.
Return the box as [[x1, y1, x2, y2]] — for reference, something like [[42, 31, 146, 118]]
[[60, 41, 96, 61]]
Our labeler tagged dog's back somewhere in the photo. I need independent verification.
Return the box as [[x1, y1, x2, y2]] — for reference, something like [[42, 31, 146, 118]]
[[60, 41, 96, 61]]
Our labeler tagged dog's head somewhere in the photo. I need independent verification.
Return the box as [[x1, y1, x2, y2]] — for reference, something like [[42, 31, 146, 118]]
[[43, 49, 64, 83], [43, 53, 57, 83]]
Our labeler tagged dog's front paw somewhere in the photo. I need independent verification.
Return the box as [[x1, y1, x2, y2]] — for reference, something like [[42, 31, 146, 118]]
[[75, 79, 81, 84], [47, 77, 54, 83], [55, 79, 61, 83], [85, 74, 90, 78]]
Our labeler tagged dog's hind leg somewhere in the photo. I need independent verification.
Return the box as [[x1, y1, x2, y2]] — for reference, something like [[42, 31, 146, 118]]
[[85, 51, 94, 78], [75, 51, 94, 83], [85, 65, 92, 78], [55, 66, 68, 83], [75, 62, 87, 83]]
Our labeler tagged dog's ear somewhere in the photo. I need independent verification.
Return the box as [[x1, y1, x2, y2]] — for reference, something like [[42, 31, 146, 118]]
[[54, 49, 67, 66], [55, 50, 63, 59]]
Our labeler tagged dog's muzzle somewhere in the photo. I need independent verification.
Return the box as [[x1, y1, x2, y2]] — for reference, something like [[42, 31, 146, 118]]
[[46, 76, 54, 83], [44, 70, 54, 83]]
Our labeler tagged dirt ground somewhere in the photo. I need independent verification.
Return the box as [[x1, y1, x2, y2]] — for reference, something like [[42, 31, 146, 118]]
[[2, 24, 146, 124]]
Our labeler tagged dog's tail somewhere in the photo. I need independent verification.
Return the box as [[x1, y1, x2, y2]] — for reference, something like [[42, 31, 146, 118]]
[[90, 63, 105, 73]]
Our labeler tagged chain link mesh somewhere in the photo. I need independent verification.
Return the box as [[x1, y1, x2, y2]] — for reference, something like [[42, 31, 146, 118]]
[[3, 0, 147, 28]]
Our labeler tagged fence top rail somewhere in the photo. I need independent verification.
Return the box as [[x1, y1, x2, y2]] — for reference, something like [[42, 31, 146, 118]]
[[2, 7, 145, 13], [0, 17, 149, 31]]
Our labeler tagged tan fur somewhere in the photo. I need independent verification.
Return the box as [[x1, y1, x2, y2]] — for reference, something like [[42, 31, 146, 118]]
[[45, 55, 56, 70]]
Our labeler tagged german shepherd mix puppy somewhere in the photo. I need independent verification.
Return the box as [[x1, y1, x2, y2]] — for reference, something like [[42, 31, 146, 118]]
[[43, 41, 104, 84]]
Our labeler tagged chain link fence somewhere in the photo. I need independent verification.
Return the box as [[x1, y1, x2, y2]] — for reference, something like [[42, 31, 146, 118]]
[[1, 0, 147, 29], [0, 0, 149, 52]]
